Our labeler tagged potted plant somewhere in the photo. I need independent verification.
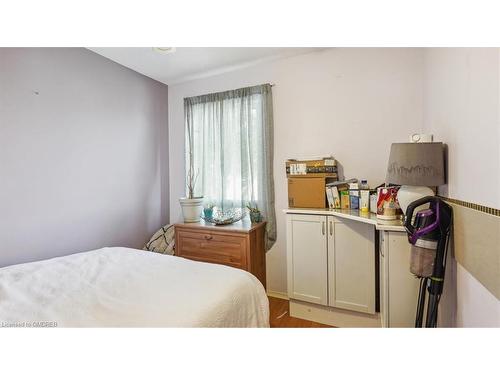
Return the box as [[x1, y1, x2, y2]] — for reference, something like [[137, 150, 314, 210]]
[[179, 127, 203, 222], [246, 203, 262, 223]]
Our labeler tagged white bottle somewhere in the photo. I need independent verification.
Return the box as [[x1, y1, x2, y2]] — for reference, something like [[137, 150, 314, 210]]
[[359, 179, 370, 212]]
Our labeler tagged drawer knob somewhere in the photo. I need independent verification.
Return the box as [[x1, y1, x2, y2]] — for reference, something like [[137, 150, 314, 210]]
[[204, 234, 213, 240]]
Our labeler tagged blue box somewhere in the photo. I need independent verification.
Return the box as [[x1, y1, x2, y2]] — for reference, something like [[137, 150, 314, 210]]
[[350, 195, 359, 209]]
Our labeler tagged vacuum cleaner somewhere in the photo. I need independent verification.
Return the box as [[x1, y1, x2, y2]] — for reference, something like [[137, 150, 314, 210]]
[[404, 196, 453, 328]]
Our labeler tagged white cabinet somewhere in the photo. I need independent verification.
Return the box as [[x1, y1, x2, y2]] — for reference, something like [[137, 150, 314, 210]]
[[286, 214, 328, 305], [379, 230, 421, 327], [285, 210, 421, 327], [286, 213, 375, 314], [328, 217, 376, 314]]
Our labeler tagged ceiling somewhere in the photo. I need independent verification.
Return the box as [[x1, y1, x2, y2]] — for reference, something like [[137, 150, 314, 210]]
[[88, 47, 322, 85]]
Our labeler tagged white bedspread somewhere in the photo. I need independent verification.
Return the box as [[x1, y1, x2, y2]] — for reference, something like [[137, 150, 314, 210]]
[[0, 247, 269, 327]]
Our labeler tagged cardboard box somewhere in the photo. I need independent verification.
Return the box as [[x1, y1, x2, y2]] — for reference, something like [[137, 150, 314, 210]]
[[286, 157, 338, 208], [286, 158, 337, 177], [326, 186, 335, 209], [288, 177, 327, 208], [340, 190, 350, 209], [331, 186, 342, 209], [350, 190, 360, 209], [349, 182, 359, 209]]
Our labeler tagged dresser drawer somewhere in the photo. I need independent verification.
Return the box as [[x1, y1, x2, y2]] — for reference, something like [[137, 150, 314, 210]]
[[176, 229, 247, 268]]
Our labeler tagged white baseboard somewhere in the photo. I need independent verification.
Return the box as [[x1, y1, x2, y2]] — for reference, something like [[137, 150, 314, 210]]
[[266, 290, 289, 300], [289, 299, 381, 328]]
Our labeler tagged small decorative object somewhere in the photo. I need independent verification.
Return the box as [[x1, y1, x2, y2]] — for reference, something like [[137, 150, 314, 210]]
[[246, 203, 262, 223], [203, 203, 214, 219], [376, 186, 402, 220], [201, 208, 244, 225]]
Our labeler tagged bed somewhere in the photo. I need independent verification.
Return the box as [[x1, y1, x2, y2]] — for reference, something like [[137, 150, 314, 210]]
[[0, 247, 269, 327]]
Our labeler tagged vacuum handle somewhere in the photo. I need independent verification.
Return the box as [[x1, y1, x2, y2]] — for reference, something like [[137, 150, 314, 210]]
[[404, 197, 427, 233], [404, 196, 440, 243]]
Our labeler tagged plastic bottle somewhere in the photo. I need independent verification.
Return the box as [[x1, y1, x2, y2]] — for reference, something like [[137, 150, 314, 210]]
[[359, 179, 370, 212]]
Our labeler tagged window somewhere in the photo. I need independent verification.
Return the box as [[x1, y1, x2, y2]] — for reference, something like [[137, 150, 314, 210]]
[[184, 84, 276, 249]]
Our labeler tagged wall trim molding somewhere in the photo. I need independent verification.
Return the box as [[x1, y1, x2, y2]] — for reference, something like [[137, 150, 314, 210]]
[[439, 196, 500, 217], [444, 199, 500, 300]]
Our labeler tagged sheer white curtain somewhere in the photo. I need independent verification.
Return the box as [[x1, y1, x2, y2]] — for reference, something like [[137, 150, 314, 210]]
[[184, 84, 276, 249]]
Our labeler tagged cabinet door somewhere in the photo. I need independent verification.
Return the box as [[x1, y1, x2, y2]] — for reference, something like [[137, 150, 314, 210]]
[[286, 214, 328, 305], [328, 217, 376, 314], [386, 231, 420, 327]]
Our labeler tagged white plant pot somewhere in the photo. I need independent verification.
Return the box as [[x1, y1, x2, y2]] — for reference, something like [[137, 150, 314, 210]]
[[179, 197, 204, 223]]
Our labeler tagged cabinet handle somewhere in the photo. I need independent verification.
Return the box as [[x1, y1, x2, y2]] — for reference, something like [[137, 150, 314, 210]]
[[322, 222, 325, 235], [204, 234, 213, 240], [329, 221, 333, 235]]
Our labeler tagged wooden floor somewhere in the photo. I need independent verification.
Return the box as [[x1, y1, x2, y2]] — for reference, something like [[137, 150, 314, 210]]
[[269, 297, 333, 328]]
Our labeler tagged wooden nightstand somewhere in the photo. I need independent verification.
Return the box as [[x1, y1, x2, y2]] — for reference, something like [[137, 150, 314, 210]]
[[174, 220, 267, 288]]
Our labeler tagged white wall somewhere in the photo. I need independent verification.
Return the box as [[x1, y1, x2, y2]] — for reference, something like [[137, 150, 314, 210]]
[[423, 47, 500, 327], [456, 263, 500, 327], [0, 48, 169, 267], [423, 48, 500, 208], [168, 48, 424, 294]]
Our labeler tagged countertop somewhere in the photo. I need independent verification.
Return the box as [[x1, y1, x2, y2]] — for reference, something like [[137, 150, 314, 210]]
[[283, 208, 406, 232]]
